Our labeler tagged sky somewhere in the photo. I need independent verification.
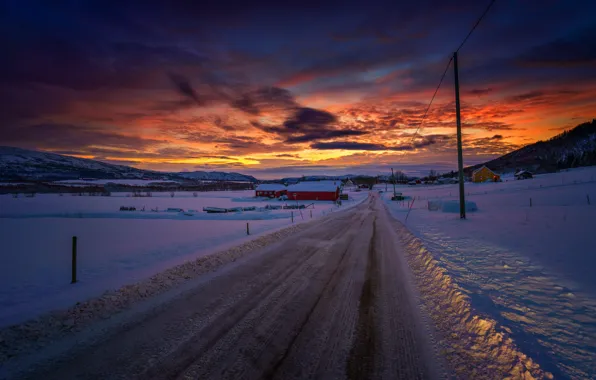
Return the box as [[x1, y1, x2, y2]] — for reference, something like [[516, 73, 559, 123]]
[[1, 0, 595, 179]]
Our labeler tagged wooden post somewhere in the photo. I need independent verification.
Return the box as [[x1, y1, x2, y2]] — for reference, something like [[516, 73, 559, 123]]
[[71, 236, 77, 284], [588, 194, 591, 205], [310, 209, 312, 218], [246, 222, 249, 235], [291, 211, 294, 223], [454, 51, 466, 219]]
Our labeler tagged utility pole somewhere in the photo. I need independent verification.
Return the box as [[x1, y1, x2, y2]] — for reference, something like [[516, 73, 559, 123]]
[[453, 51, 466, 219], [391, 168, 397, 196]]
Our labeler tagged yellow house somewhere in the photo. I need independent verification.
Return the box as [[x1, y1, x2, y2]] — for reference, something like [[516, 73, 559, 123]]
[[472, 166, 500, 183]]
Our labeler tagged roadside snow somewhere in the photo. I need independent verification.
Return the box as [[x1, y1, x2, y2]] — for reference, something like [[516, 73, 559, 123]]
[[0, 190, 367, 327], [0, 192, 369, 365], [383, 166, 596, 378]]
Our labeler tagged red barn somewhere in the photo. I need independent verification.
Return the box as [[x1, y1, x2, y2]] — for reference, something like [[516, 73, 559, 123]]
[[255, 184, 287, 198], [287, 181, 340, 201]]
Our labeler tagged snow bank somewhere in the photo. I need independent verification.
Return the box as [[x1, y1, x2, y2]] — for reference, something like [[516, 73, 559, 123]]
[[0, 222, 312, 364], [440, 200, 478, 213], [0, 189, 369, 327], [392, 219, 550, 379], [382, 166, 596, 378], [427, 199, 478, 212]]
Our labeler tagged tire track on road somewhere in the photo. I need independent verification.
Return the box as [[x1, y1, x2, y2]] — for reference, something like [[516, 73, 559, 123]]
[[347, 216, 378, 380]]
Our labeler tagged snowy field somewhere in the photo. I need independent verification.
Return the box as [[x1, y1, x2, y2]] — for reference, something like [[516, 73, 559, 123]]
[[382, 166, 596, 378], [0, 189, 367, 327]]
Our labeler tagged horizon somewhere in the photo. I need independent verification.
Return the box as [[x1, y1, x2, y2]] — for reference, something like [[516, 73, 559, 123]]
[[1, 1, 595, 178]]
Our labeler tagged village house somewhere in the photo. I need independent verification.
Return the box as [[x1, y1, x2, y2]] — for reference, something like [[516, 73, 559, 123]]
[[255, 184, 287, 198], [286, 181, 340, 201], [471, 166, 501, 183]]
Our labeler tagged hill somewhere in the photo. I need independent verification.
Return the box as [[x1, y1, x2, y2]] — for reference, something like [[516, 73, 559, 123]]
[[469, 119, 596, 174], [176, 171, 257, 182], [0, 147, 256, 182]]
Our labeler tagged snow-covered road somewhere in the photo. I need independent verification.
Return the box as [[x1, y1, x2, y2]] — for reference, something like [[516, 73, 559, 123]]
[[4, 194, 441, 380]]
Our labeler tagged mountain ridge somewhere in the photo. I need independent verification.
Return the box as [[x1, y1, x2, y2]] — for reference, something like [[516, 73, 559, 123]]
[[0, 147, 256, 182], [468, 119, 596, 175]]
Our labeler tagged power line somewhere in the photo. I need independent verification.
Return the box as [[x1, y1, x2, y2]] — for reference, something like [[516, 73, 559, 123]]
[[409, 0, 497, 141], [456, 0, 497, 53], [410, 56, 453, 139]]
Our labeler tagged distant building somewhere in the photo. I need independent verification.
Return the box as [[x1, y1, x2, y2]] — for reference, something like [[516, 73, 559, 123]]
[[287, 181, 340, 201], [472, 166, 500, 183], [256, 184, 287, 198], [515, 170, 533, 180]]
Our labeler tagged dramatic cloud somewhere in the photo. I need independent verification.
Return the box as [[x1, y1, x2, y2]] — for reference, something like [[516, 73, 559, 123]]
[[168, 73, 205, 106], [1, 123, 163, 151], [311, 134, 451, 151], [468, 88, 493, 96], [256, 107, 369, 143], [518, 26, 596, 67], [1, 1, 595, 178], [231, 87, 297, 115]]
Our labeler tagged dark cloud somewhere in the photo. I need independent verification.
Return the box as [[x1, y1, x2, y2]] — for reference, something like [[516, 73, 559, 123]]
[[468, 88, 493, 96], [508, 91, 545, 102], [255, 107, 369, 143], [168, 73, 205, 105], [285, 130, 367, 143], [463, 121, 517, 131], [518, 26, 596, 67], [200, 155, 237, 160], [491, 134, 503, 140], [311, 142, 388, 151], [0, 123, 163, 150], [167, 71, 296, 116], [311, 135, 451, 151], [283, 108, 335, 130], [231, 86, 297, 115], [275, 153, 300, 158]]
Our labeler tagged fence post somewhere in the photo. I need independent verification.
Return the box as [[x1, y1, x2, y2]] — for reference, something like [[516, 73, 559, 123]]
[[310, 209, 312, 218], [291, 211, 294, 223], [246, 222, 249, 235], [588, 194, 591, 205], [71, 236, 77, 284]]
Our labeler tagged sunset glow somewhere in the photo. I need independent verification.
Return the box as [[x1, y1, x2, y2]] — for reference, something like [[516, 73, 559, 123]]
[[1, 1, 595, 178]]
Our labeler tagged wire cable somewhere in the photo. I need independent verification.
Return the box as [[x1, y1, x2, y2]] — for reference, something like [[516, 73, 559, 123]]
[[456, 0, 497, 53], [410, 56, 453, 140], [408, 0, 497, 142]]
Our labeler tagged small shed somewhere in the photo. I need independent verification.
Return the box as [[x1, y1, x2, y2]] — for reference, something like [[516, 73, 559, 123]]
[[287, 181, 340, 201], [472, 166, 500, 183], [256, 184, 287, 198], [515, 170, 533, 180]]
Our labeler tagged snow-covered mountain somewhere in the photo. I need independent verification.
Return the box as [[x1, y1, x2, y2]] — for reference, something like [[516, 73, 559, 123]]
[[0, 146, 167, 181], [176, 171, 257, 182], [468, 119, 596, 174], [0, 147, 256, 182]]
